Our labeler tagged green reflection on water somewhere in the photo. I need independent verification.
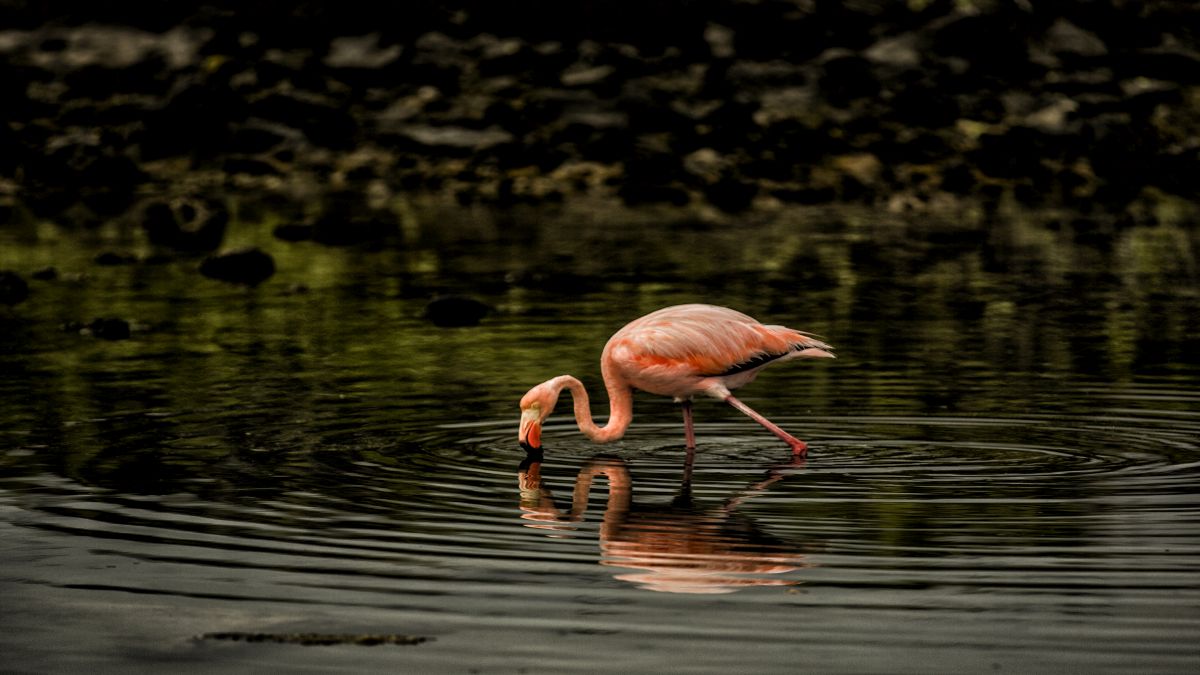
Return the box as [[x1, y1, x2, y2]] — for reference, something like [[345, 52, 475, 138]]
[[1, 203, 1198, 495]]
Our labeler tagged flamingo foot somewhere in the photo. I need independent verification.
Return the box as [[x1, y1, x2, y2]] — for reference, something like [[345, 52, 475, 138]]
[[790, 440, 808, 457]]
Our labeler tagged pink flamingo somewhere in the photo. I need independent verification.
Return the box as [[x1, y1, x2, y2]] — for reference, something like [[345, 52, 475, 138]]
[[518, 304, 834, 456]]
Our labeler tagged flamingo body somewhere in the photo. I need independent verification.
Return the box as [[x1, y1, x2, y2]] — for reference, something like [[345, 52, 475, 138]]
[[604, 304, 832, 400], [518, 304, 834, 455]]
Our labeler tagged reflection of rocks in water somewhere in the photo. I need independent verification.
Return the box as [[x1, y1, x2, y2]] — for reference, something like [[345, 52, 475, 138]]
[[518, 455, 813, 594], [423, 294, 491, 328], [0, 271, 30, 306], [199, 247, 276, 286], [141, 196, 229, 254], [84, 317, 132, 341]]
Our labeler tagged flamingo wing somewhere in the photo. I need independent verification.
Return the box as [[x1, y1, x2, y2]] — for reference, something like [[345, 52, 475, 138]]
[[604, 304, 832, 396]]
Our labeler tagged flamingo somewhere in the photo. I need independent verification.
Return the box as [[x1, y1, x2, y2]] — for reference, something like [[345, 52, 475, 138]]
[[518, 304, 834, 456]]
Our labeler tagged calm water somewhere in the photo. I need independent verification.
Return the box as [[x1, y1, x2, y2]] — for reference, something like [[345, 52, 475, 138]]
[[2, 205, 1199, 672]]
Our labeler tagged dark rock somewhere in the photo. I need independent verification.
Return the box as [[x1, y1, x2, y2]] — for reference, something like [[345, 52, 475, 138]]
[[94, 251, 138, 266], [1120, 47, 1200, 85], [705, 177, 758, 213], [139, 78, 249, 160], [87, 317, 131, 340], [222, 156, 280, 176], [230, 125, 292, 155], [142, 197, 228, 253], [940, 162, 975, 194], [20, 135, 146, 220], [250, 90, 358, 149], [476, 36, 540, 78], [272, 223, 315, 242], [200, 248, 276, 287], [819, 50, 879, 107], [31, 267, 58, 281], [887, 85, 961, 129], [619, 137, 690, 206], [771, 186, 837, 205], [0, 113, 28, 176], [0, 271, 30, 306], [618, 181, 690, 207], [968, 127, 1054, 180], [423, 295, 491, 327], [929, 10, 1039, 80]]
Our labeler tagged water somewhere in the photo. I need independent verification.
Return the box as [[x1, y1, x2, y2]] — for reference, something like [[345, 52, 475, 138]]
[[2, 204, 1199, 672]]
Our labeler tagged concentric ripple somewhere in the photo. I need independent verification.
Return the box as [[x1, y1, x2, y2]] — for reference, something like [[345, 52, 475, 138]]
[[4, 381, 1200, 671]]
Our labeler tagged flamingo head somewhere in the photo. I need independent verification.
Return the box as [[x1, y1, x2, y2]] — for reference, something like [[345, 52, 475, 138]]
[[518, 381, 562, 451]]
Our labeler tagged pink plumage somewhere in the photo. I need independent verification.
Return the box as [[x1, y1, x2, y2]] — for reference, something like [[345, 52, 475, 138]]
[[519, 304, 835, 456]]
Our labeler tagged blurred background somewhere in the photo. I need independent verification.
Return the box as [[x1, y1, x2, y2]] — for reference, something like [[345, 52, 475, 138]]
[[1, 0, 1198, 224]]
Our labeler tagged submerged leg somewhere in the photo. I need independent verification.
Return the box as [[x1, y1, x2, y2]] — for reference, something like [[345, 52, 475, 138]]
[[723, 394, 808, 456], [682, 444, 696, 487], [681, 399, 697, 451]]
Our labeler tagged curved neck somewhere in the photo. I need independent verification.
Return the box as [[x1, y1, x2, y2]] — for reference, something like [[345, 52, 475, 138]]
[[516, 458, 632, 530], [570, 459, 632, 523], [550, 373, 633, 444]]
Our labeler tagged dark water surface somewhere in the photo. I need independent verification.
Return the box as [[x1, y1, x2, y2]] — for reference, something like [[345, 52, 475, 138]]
[[2, 206, 1199, 672]]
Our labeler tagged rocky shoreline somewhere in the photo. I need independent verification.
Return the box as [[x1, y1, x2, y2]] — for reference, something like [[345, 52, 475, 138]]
[[0, 0, 1197, 238]]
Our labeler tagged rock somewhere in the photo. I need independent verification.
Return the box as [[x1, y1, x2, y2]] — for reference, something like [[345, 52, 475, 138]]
[[250, 90, 358, 149], [229, 124, 292, 155], [139, 78, 249, 160], [1121, 47, 1200, 84], [863, 33, 923, 71], [94, 251, 138, 266], [272, 223, 315, 242], [968, 126, 1053, 180], [1043, 19, 1108, 59], [818, 49, 879, 107], [324, 33, 403, 70], [222, 156, 280, 176], [87, 317, 131, 340], [929, 11, 1038, 79], [200, 248, 276, 286], [475, 36, 540, 77], [682, 148, 730, 184], [142, 197, 228, 253], [389, 125, 516, 155], [0, 270, 30, 306], [705, 177, 758, 212], [1023, 97, 1080, 134], [561, 64, 616, 88], [423, 295, 491, 327], [20, 134, 146, 220], [619, 135, 691, 206]]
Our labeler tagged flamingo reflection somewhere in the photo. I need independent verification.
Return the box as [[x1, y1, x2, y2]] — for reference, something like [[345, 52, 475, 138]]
[[517, 453, 814, 594]]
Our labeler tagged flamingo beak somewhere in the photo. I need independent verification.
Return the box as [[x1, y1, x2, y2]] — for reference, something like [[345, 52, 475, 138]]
[[519, 407, 542, 450]]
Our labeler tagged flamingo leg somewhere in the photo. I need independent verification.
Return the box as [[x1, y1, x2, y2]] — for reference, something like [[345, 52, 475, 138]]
[[682, 444, 696, 487], [681, 400, 697, 450], [723, 394, 808, 457]]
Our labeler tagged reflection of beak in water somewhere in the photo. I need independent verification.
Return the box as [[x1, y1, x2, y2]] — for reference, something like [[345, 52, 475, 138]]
[[517, 452, 814, 594]]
